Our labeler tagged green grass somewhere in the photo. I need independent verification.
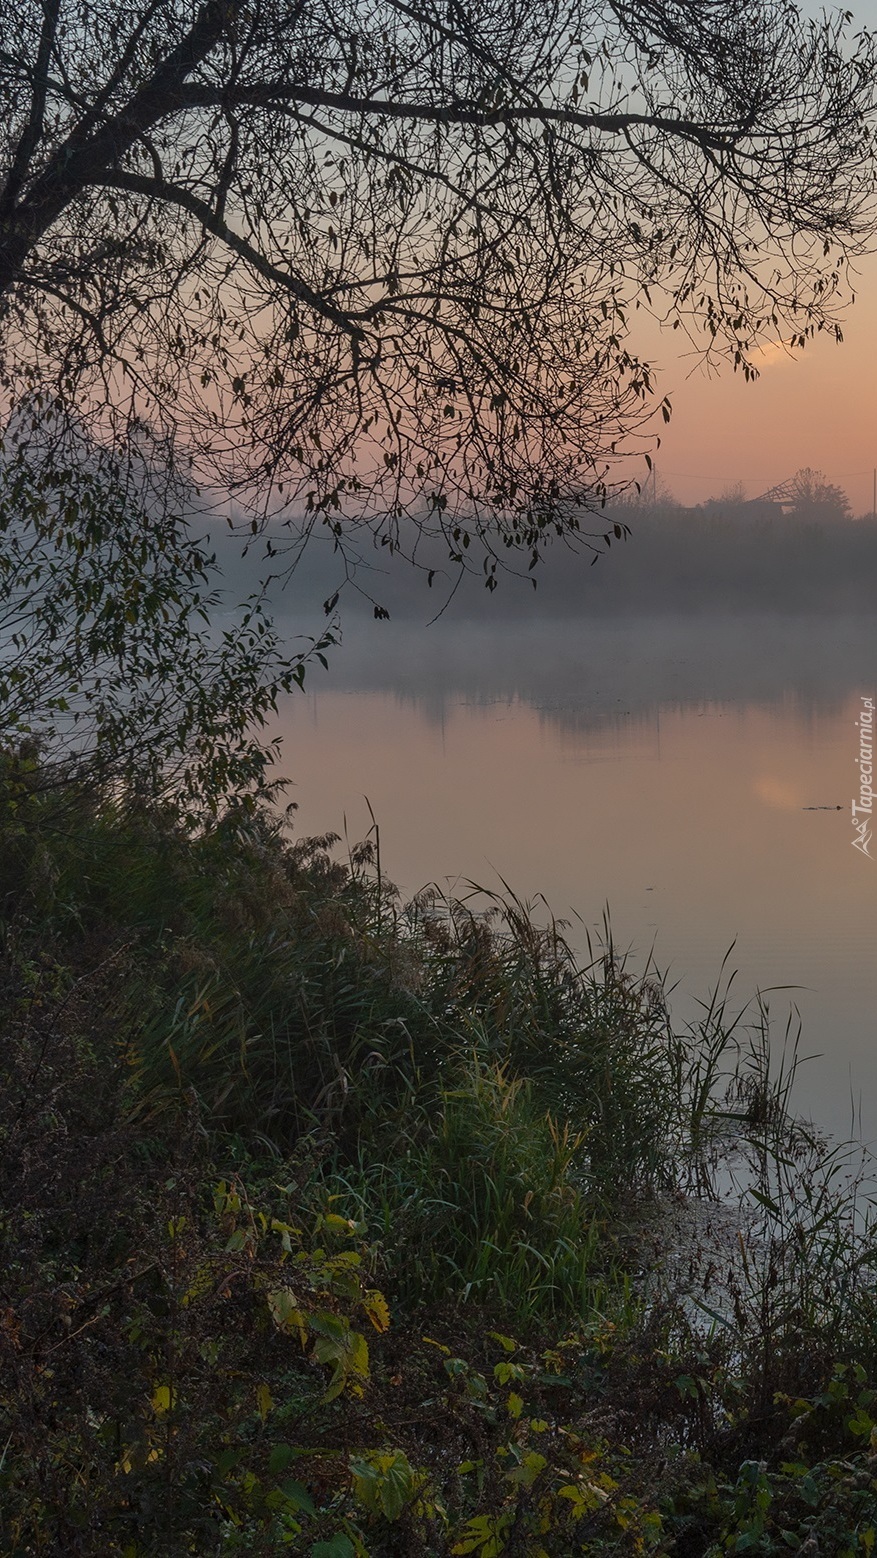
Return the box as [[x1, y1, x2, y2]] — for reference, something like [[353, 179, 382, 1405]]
[[309, 1053, 612, 1320]]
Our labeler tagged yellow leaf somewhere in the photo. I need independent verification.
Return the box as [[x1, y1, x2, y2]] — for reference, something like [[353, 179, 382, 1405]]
[[349, 1328, 370, 1379], [182, 1262, 214, 1308], [585, 1480, 610, 1504], [507, 1392, 524, 1419], [452, 1511, 512, 1556], [323, 1213, 356, 1236], [151, 1384, 173, 1415], [558, 1483, 594, 1519], [267, 1288, 308, 1346], [256, 1382, 274, 1422], [363, 1289, 390, 1333], [505, 1450, 547, 1489]]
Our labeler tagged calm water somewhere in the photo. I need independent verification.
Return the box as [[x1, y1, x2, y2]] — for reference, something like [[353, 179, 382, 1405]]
[[274, 612, 877, 1142]]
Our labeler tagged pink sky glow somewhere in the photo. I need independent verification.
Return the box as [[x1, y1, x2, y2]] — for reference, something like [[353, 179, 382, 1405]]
[[637, 250, 877, 515]]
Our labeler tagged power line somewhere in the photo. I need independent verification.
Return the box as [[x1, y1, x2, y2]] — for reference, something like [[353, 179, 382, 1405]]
[[661, 467, 875, 482]]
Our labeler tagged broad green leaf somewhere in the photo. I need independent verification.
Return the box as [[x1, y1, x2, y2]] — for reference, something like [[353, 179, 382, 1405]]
[[268, 1444, 297, 1475], [278, 1478, 316, 1515], [311, 1537, 355, 1558]]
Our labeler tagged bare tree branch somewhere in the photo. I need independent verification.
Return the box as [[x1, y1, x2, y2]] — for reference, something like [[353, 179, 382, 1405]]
[[182, 80, 741, 151], [0, 0, 63, 218], [96, 169, 366, 337]]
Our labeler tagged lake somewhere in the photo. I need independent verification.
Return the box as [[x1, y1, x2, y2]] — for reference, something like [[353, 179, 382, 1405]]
[[274, 611, 877, 1144]]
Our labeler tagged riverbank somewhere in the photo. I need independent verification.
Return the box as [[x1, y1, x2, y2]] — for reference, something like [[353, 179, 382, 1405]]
[[3, 759, 877, 1555]]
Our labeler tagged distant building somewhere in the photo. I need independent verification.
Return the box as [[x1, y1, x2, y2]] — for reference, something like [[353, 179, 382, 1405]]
[[749, 469, 851, 522]]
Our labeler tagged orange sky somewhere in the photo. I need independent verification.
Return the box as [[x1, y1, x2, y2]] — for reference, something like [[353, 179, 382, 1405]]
[[636, 0, 877, 515], [639, 249, 877, 515]]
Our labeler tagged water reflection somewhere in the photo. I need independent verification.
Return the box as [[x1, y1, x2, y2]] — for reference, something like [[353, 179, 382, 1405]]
[[275, 612, 877, 1141]]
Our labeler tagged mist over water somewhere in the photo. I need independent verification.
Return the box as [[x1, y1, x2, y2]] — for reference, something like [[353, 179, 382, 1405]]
[[211, 486, 877, 637], [284, 611, 876, 730], [272, 607, 877, 1146]]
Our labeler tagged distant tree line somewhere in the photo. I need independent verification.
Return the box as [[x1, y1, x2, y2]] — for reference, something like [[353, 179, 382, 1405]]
[[632, 468, 854, 526], [282, 475, 877, 619], [578, 494, 876, 615]]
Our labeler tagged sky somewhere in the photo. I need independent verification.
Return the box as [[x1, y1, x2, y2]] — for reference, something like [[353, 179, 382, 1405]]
[[645, 259, 877, 514], [633, 0, 877, 516]]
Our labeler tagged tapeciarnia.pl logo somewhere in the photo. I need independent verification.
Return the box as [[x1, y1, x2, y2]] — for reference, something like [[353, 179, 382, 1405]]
[[852, 696, 874, 858]]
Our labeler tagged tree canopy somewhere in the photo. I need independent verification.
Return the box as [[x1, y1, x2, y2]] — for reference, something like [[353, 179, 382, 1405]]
[[1, 0, 875, 581], [0, 411, 334, 816], [783, 467, 852, 523]]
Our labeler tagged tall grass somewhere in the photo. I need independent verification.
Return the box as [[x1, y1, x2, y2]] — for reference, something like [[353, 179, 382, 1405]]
[[6, 761, 877, 1360], [312, 1054, 611, 1320]]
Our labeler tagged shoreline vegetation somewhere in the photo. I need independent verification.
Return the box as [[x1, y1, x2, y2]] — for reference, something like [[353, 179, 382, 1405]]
[[4, 757, 877, 1556]]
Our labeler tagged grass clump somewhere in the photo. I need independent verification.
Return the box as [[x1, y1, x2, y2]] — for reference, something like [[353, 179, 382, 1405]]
[[4, 758, 877, 1554], [315, 1054, 605, 1318]]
